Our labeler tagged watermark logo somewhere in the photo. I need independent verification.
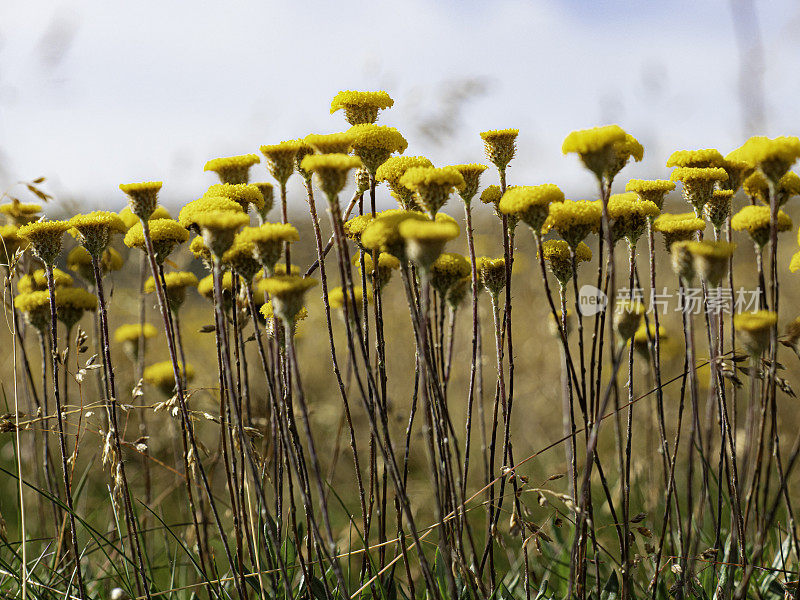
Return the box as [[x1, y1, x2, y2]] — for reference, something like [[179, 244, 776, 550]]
[[579, 284, 607, 316]]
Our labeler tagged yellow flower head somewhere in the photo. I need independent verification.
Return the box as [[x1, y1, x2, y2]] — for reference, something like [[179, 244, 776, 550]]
[[398, 218, 460, 269], [480, 185, 503, 210], [259, 275, 318, 322], [178, 196, 243, 231], [67, 246, 123, 281], [791, 250, 800, 273], [119, 181, 163, 220], [205, 183, 265, 211], [301, 153, 363, 200], [430, 252, 470, 294], [114, 323, 158, 344], [719, 155, 755, 193], [685, 240, 736, 286], [743, 171, 800, 207], [252, 183, 275, 220], [14, 290, 51, 330], [343, 214, 376, 246], [625, 179, 676, 210], [731, 205, 792, 247], [360, 209, 430, 258], [328, 285, 371, 311], [734, 310, 777, 355], [330, 90, 394, 125], [18, 220, 71, 265], [607, 192, 660, 245], [475, 257, 506, 297], [480, 129, 519, 171], [562, 124, 628, 180], [193, 211, 251, 258], [236, 223, 299, 274], [124, 218, 190, 264], [398, 167, 465, 217], [304, 132, 354, 154], [540, 239, 592, 286], [729, 136, 800, 183], [632, 323, 668, 354], [348, 124, 408, 174], [670, 167, 729, 215], [144, 361, 194, 395], [0, 200, 41, 226], [653, 213, 706, 250], [145, 270, 199, 310], [0, 224, 25, 261], [119, 206, 171, 229], [355, 251, 400, 288], [607, 133, 644, 179], [204, 154, 261, 184], [222, 239, 261, 281], [666, 149, 724, 168], [293, 140, 315, 181], [69, 211, 127, 257], [54, 286, 97, 327], [376, 156, 434, 209], [703, 189, 735, 231], [260, 140, 304, 186], [18, 267, 73, 293], [498, 184, 565, 231], [198, 271, 234, 304], [451, 163, 489, 205], [613, 300, 645, 341], [544, 200, 603, 248]]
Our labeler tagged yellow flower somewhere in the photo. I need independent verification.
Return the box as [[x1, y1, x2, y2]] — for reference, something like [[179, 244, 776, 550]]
[[734, 310, 777, 355], [222, 239, 261, 281], [728, 136, 800, 183], [666, 149, 724, 168], [145, 271, 199, 310], [69, 211, 127, 257], [498, 184, 565, 231], [398, 218, 460, 269], [543, 200, 603, 248], [252, 183, 275, 220], [260, 140, 305, 186], [743, 171, 800, 207], [614, 300, 645, 340], [792, 250, 800, 273], [293, 140, 315, 181], [451, 164, 489, 205], [540, 239, 592, 286], [18, 268, 73, 293], [0, 200, 41, 226], [204, 154, 260, 184], [304, 132, 354, 154], [480, 129, 519, 171], [480, 185, 503, 209], [669, 167, 729, 215], [178, 196, 244, 231], [607, 133, 644, 179], [14, 290, 50, 331], [376, 156, 434, 210], [119, 206, 171, 229], [344, 214, 376, 246], [330, 90, 394, 125], [124, 218, 190, 264], [205, 183, 265, 211], [259, 275, 318, 322], [114, 323, 158, 344], [54, 287, 97, 327], [144, 361, 194, 394], [685, 240, 736, 286], [328, 285, 371, 310], [731, 205, 792, 247], [703, 189, 734, 231], [719, 155, 755, 193], [625, 179, 675, 210], [236, 223, 299, 274], [398, 167, 465, 217], [632, 323, 667, 353], [193, 211, 251, 258], [198, 271, 234, 302], [562, 124, 628, 180], [119, 181, 163, 220], [355, 251, 400, 288], [348, 124, 408, 174], [653, 213, 706, 250], [300, 153, 363, 200], [67, 246, 123, 281], [446, 276, 471, 310], [430, 252, 470, 294], [0, 224, 25, 261], [475, 257, 506, 297], [18, 220, 71, 265], [607, 192, 660, 245], [360, 209, 430, 258]]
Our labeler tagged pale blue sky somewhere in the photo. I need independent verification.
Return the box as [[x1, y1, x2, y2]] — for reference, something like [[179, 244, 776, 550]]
[[0, 0, 797, 211]]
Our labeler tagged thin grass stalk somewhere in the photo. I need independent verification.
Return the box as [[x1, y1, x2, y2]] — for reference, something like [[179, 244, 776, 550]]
[[44, 264, 87, 600], [91, 256, 151, 599], [37, 331, 62, 535], [462, 200, 480, 499]]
